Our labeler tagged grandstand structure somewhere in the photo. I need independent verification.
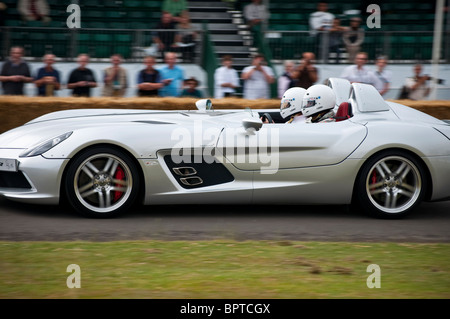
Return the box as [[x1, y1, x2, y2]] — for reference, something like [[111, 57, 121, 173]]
[[260, 0, 439, 63], [0, 0, 448, 98], [1, 0, 445, 62]]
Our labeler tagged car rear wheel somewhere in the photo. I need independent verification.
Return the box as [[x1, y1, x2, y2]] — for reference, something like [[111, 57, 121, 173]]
[[355, 150, 427, 219], [64, 146, 140, 218]]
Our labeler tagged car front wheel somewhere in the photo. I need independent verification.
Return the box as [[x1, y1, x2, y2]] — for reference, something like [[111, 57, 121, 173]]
[[354, 150, 427, 219], [64, 146, 140, 218]]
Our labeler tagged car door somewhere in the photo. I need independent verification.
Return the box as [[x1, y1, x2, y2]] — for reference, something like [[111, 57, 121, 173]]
[[216, 120, 367, 173]]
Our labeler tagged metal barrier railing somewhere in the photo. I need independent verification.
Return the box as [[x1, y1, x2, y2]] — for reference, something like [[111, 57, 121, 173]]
[[0, 27, 204, 63], [263, 30, 449, 64], [2, 27, 448, 65]]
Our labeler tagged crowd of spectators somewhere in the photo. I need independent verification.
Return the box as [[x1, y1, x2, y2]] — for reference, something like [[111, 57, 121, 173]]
[[152, 1, 197, 62], [339, 52, 432, 99], [0, 47, 197, 98], [1, 44, 431, 100], [0, 1, 435, 100], [308, 2, 366, 64], [6, 0, 369, 65]]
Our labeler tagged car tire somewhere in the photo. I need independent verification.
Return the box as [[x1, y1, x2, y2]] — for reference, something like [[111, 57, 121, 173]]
[[64, 146, 140, 218], [354, 150, 427, 219]]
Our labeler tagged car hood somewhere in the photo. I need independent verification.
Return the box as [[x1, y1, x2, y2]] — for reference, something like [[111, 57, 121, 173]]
[[0, 108, 249, 149]]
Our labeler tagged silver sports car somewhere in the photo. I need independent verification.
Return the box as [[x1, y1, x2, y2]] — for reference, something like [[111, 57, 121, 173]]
[[0, 79, 449, 218]]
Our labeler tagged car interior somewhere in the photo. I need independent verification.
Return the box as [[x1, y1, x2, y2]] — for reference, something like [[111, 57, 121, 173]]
[[258, 102, 353, 124]]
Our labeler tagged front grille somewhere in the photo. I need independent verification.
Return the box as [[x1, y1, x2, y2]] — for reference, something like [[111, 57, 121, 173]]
[[0, 171, 33, 189]]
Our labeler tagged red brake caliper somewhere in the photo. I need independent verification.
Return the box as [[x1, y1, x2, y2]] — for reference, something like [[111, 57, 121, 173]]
[[113, 166, 125, 202], [371, 170, 377, 185]]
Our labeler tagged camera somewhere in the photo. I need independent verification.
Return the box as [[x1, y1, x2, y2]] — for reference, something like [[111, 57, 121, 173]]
[[425, 76, 445, 85]]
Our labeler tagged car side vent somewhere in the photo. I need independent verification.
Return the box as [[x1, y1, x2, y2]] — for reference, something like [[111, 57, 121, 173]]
[[164, 155, 234, 189], [180, 176, 203, 186], [173, 167, 197, 176]]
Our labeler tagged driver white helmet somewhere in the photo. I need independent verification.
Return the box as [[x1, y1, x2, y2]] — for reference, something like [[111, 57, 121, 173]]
[[301, 84, 336, 117], [280, 87, 307, 119]]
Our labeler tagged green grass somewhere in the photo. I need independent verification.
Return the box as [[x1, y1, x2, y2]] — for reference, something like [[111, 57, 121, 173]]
[[0, 241, 449, 299]]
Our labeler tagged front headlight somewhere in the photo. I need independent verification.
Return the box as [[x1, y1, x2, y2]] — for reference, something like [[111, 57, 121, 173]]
[[19, 132, 73, 157]]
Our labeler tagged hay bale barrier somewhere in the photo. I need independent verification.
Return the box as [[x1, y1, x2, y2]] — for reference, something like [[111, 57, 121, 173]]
[[0, 96, 449, 134]]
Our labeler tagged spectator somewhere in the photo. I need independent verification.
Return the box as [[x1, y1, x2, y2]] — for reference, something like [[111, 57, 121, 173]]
[[137, 56, 163, 97], [152, 12, 181, 58], [17, 0, 50, 23], [34, 53, 61, 96], [309, 1, 335, 36], [67, 54, 97, 97], [372, 55, 392, 96], [214, 55, 240, 99], [175, 11, 198, 62], [103, 54, 128, 97], [277, 60, 295, 98], [403, 64, 431, 100], [329, 18, 347, 64], [181, 77, 203, 98], [309, 2, 335, 62], [162, 0, 188, 23], [340, 52, 377, 85], [289, 52, 318, 89], [343, 17, 364, 63], [241, 54, 275, 100], [158, 52, 184, 97], [0, 46, 33, 95], [244, 0, 270, 33]]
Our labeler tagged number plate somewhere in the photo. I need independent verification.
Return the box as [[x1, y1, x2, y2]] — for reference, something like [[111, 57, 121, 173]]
[[0, 158, 18, 172]]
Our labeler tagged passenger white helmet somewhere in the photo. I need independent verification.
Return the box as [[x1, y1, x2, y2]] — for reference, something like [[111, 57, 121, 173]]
[[301, 84, 336, 117], [280, 87, 307, 119]]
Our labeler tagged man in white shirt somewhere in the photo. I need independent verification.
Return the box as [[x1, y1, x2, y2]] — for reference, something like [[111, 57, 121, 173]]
[[404, 64, 431, 100], [244, 0, 270, 31], [372, 55, 392, 96], [241, 54, 275, 100], [340, 52, 377, 86], [309, 2, 335, 36], [214, 55, 240, 98]]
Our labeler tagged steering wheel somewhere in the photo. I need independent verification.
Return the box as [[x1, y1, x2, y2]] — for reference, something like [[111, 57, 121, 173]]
[[261, 112, 274, 124]]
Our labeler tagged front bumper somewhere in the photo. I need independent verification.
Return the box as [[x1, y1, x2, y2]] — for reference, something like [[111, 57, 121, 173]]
[[0, 148, 69, 204]]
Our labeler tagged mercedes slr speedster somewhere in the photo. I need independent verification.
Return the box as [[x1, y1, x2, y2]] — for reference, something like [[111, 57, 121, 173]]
[[0, 79, 449, 218]]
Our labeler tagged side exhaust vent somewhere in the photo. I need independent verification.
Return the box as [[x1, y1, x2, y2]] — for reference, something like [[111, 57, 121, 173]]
[[180, 176, 203, 186], [164, 155, 234, 189], [173, 167, 197, 176]]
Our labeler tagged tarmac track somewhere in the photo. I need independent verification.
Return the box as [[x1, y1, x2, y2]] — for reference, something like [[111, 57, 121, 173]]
[[0, 197, 449, 242]]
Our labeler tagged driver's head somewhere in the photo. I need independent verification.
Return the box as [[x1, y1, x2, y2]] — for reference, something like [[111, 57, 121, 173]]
[[301, 84, 336, 117], [280, 87, 307, 119]]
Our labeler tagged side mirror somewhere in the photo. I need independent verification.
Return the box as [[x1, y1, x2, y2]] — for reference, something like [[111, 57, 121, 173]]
[[195, 99, 213, 111], [242, 118, 263, 133]]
